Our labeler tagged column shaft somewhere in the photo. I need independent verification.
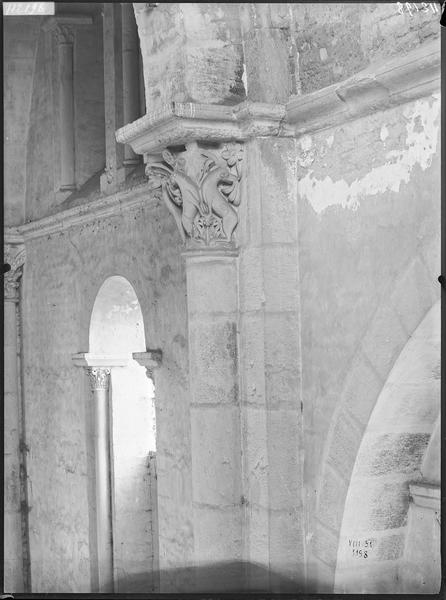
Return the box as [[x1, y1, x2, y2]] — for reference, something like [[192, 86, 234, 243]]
[[58, 40, 75, 190], [121, 3, 140, 165], [88, 369, 114, 593], [184, 250, 243, 591]]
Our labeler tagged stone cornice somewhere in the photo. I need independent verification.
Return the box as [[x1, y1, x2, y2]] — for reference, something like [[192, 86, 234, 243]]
[[72, 353, 130, 368], [7, 40, 440, 244], [4, 228, 24, 245], [42, 14, 93, 33], [13, 183, 159, 242], [286, 38, 440, 135], [116, 101, 289, 155], [117, 39, 440, 154]]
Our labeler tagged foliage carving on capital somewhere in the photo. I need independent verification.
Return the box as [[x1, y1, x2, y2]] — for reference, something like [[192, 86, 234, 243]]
[[87, 368, 111, 391], [55, 24, 75, 45], [146, 142, 243, 248], [4, 244, 25, 301]]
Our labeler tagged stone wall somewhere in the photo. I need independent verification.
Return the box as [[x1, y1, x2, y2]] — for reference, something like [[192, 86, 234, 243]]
[[25, 17, 105, 222], [134, 3, 245, 109], [21, 197, 193, 591], [290, 3, 439, 95], [4, 17, 40, 226], [4, 2, 441, 594], [295, 93, 440, 590]]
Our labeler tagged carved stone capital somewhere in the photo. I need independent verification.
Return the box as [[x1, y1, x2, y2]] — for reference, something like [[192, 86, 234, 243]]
[[146, 142, 243, 249], [4, 244, 25, 302], [55, 24, 75, 45], [87, 368, 111, 391]]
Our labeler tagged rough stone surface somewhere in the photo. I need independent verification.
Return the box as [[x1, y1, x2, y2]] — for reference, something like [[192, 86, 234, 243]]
[[21, 201, 193, 592], [134, 3, 245, 108], [4, 3, 441, 595]]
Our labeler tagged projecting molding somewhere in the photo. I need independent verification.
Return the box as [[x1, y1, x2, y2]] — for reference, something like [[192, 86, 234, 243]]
[[117, 38, 440, 154], [9, 38, 440, 243], [15, 184, 157, 241], [286, 38, 440, 136], [116, 101, 288, 154], [72, 353, 130, 368]]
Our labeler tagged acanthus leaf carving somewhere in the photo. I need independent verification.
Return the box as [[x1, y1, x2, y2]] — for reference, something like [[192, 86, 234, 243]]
[[55, 24, 75, 45], [87, 367, 111, 391], [146, 142, 243, 248], [4, 244, 25, 301]]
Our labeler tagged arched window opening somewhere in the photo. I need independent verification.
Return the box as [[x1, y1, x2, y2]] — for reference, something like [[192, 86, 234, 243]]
[[334, 302, 440, 594], [89, 275, 158, 593]]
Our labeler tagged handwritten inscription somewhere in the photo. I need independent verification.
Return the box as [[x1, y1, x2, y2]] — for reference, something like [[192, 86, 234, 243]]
[[3, 2, 55, 15], [397, 2, 439, 16], [348, 538, 375, 559]]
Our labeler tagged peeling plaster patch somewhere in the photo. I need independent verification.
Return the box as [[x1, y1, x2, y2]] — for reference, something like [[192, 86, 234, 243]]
[[300, 135, 313, 152], [380, 124, 389, 142], [298, 97, 440, 215]]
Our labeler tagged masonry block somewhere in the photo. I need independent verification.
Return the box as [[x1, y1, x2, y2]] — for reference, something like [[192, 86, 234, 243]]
[[355, 432, 430, 478], [191, 405, 241, 506], [263, 245, 300, 312], [267, 409, 302, 511], [244, 406, 269, 508], [390, 258, 438, 336], [239, 312, 266, 407], [360, 304, 408, 381], [187, 259, 238, 316], [188, 318, 238, 405], [239, 247, 264, 313], [326, 410, 363, 478]]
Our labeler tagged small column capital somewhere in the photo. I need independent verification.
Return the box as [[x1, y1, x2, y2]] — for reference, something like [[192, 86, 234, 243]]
[[43, 15, 93, 42], [72, 353, 129, 391], [87, 368, 111, 391], [4, 244, 25, 302]]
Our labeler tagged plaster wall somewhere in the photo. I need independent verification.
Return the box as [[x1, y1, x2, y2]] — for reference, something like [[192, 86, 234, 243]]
[[4, 17, 40, 226], [294, 93, 440, 589], [21, 197, 193, 592]]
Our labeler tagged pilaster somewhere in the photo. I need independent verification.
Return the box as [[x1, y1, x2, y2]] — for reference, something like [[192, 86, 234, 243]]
[[44, 16, 92, 192]]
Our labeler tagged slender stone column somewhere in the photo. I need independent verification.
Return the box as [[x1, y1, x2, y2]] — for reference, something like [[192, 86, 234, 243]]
[[72, 353, 128, 592], [86, 367, 113, 593], [121, 3, 140, 166], [56, 25, 76, 191], [4, 243, 26, 592]]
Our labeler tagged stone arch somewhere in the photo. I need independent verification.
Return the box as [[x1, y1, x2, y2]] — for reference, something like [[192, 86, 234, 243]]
[[310, 255, 439, 591], [88, 275, 158, 592], [333, 301, 439, 592]]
